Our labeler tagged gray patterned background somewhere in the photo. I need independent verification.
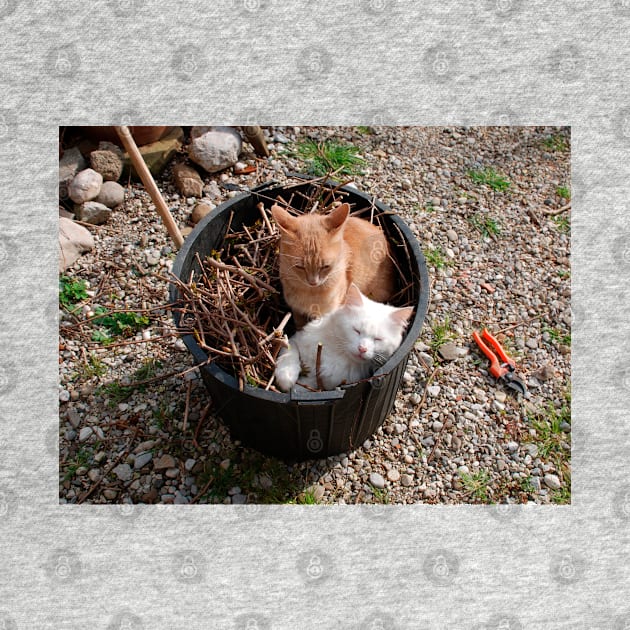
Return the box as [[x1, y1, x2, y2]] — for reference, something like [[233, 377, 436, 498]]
[[1, 0, 629, 628]]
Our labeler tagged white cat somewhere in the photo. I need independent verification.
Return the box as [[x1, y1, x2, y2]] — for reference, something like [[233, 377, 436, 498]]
[[274, 284, 414, 392]]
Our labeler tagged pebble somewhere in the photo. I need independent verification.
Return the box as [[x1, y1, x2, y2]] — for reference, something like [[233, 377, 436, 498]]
[[66, 408, 82, 428], [79, 427, 93, 442], [145, 249, 161, 266], [432, 421, 444, 431], [59, 390, 70, 403], [153, 454, 176, 470], [369, 472, 386, 489], [113, 463, 132, 482], [165, 467, 179, 479], [506, 441, 519, 453], [543, 474, 561, 490], [401, 474, 414, 487], [446, 229, 458, 242], [231, 494, 248, 504], [184, 458, 197, 472], [438, 342, 465, 361], [427, 385, 441, 397], [409, 392, 422, 405], [387, 469, 400, 482], [88, 469, 100, 482], [526, 338, 538, 349], [417, 352, 434, 369], [134, 451, 153, 469]]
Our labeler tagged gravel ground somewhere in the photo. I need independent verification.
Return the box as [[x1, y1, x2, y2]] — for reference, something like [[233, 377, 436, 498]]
[[59, 125, 571, 505]]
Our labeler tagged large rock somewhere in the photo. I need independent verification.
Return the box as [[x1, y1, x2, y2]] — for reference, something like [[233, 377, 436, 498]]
[[122, 126, 184, 179], [189, 126, 242, 173], [95, 181, 125, 208], [59, 147, 87, 201], [90, 149, 123, 181], [74, 201, 111, 225], [68, 168, 103, 203], [172, 163, 203, 198], [59, 217, 94, 272]]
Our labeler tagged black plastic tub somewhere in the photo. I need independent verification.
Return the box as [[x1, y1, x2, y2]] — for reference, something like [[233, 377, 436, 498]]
[[170, 178, 430, 461]]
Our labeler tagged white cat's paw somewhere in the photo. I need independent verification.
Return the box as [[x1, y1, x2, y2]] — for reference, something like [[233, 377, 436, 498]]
[[275, 362, 300, 392]]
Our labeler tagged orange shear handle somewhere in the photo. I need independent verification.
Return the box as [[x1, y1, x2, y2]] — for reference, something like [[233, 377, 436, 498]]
[[473, 329, 515, 379]]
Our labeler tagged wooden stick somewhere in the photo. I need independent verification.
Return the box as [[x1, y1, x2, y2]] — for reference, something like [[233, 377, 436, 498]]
[[115, 126, 184, 249], [316, 343, 324, 390]]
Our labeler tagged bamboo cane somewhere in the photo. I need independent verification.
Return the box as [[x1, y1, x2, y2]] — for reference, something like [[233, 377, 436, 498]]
[[115, 126, 184, 249]]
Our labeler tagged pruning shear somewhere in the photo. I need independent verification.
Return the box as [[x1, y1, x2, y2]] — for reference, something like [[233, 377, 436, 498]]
[[473, 329, 528, 398]]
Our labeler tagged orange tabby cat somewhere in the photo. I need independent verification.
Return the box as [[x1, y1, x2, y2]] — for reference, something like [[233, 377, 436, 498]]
[[271, 202, 395, 327]]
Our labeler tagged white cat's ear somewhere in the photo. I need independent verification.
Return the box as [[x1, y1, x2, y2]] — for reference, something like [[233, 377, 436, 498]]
[[325, 203, 350, 232], [271, 204, 297, 234], [344, 283, 364, 308], [391, 306, 414, 328]]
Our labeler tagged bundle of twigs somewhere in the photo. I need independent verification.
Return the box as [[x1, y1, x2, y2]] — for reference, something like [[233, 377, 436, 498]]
[[170, 202, 290, 391]]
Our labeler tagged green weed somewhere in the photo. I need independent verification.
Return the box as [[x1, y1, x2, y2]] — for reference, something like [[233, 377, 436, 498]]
[[556, 185, 571, 200], [459, 469, 492, 502], [423, 247, 452, 270], [91, 307, 149, 342], [467, 167, 510, 192], [469, 213, 501, 238], [296, 139, 365, 177], [59, 275, 88, 310], [542, 134, 569, 152]]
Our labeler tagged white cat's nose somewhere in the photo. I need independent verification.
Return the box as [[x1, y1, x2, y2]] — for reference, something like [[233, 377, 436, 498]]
[[358, 344, 367, 354]]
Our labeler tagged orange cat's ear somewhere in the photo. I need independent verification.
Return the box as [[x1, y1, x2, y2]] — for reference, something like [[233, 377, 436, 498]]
[[271, 204, 297, 234], [344, 283, 363, 308], [325, 203, 350, 232], [391, 306, 414, 328]]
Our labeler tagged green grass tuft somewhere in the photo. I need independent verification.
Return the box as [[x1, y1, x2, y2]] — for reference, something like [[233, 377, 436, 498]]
[[296, 139, 365, 177], [467, 167, 510, 192]]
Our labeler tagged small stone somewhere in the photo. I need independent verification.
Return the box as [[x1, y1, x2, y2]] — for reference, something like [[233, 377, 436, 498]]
[[387, 469, 400, 482], [184, 458, 196, 472], [506, 441, 519, 452], [87, 469, 100, 482], [113, 463, 132, 482], [90, 149, 123, 181], [495, 391, 507, 404], [526, 338, 538, 349], [228, 486, 241, 496], [68, 168, 103, 203], [451, 436, 462, 450], [134, 451, 153, 469], [457, 465, 470, 475], [74, 201, 111, 225], [496, 459, 507, 471], [369, 472, 386, 489], [153, 454, 176, 470], [401, 474, 414, 487], [543, 473, 561, 490], [427, 385, 441, 397], [59, 389, 71, 403], [532, 364, 555, 381], [191, 201, 214, 224], [259, 475, 273, 489], [409, 392, 422, 405], [172, 162, 203, 198], [438, 342, 465, 361], [145, 249, 161, 266], [103, 489, 118, 500], [273, 131, 290, 144], [559, 421, 571, 433], [231, 494, 248, 504], [65, 429, 76, 441], [306, 485, 325, 501], [78, 427, 93, 442], [123, 127, 184, 178], [59, 146, 87, 196], [66, 408, 81, 428], [446, 229, 458, 242], [165, 467, 179, 479], [418, 352, 434, 369], [94, 181, 125, 208], [432, 420, 444, 432], [219, 459, 230, 470], [524, 443, 539, 457]]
